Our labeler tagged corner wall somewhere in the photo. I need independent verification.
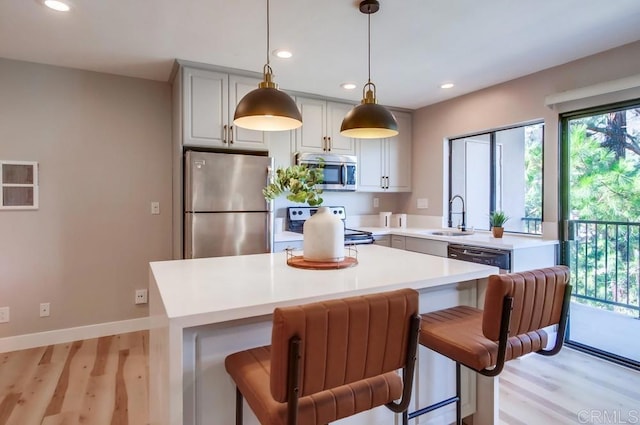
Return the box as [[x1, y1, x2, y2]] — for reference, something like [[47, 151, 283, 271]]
[[0, 59, 172, 338], [408, 40, 640, 239]]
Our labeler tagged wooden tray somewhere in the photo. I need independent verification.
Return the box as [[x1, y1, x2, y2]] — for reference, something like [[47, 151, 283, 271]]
[[287, 255, 358, 270]]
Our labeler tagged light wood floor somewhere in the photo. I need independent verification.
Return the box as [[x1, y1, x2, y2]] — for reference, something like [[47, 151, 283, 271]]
[[499, 347, 640, 425], [0, 331, 148, 425], [1, 331, 639, 425]]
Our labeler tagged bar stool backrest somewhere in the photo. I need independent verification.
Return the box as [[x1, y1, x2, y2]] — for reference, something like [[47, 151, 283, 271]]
[[482, 266, 571, 341], [269, 288, 419, 402]]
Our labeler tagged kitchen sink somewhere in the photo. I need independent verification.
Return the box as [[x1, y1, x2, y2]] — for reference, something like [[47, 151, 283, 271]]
[[429, 230, 475, 236]]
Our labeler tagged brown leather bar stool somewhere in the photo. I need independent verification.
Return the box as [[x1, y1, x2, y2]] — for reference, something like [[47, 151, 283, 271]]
[[225, 288, 421, 425], [409, 266, 571, 424]]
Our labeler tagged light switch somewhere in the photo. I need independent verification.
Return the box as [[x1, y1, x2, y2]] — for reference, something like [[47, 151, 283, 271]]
[[373, 198, 379, 208], [417, 198, 429, 209], [151, 202, 160, 215]]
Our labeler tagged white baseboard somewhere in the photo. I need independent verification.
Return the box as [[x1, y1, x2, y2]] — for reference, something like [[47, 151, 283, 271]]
[[0, 317, 150, 353]]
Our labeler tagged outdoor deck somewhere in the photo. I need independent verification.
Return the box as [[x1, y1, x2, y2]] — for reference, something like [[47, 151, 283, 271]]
[[568, 301, 640, 363]]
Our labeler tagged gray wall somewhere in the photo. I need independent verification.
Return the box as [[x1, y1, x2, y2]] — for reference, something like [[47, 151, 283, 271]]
[[0, 59, 172, 337], [407, 40, 640, 239]]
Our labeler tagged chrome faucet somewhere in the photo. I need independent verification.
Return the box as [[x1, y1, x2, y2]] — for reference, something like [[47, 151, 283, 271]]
[[449, 195, 467, 231]]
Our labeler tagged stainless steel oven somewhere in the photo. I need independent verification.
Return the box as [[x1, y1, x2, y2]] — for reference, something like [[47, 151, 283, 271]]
[[296, 153, 357, 191], [287, 206, 373, 245]]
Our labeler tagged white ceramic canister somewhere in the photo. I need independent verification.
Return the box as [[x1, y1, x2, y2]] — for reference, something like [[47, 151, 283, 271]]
[[303, 206, 345, 262], [379, 211, 392, 228], [392, 213, 407, 228]]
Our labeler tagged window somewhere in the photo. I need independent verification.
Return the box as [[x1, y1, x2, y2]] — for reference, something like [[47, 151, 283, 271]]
[[1, 161, 39, 210], [448, 122, 543, 234]]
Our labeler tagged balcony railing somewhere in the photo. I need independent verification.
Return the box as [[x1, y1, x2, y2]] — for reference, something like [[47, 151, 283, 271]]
[[521, 217, 542, 234], [566, 219, 640, 318]]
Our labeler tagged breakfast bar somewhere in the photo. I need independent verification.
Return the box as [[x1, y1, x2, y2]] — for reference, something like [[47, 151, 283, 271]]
[[148, 244, 499, 425]]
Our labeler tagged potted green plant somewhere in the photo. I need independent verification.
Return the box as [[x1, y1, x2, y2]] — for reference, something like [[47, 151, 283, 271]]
[[489, 211, 510, 238], [264, 162, 345, 262], [263, 163, 324, 206]]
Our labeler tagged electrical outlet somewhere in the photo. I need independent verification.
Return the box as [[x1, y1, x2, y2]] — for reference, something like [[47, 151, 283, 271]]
[[151, 202, 160, 215], [373, 198, 379, 208], [0, 306, 9, 323], [417, 198, 429, 209], [40, 303, 50, 317], [135, 289, 148, 304]]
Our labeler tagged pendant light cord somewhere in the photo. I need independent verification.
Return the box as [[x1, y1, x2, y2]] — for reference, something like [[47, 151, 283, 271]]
[[266, 0, 270, 67], [367, 10, 371, 84]]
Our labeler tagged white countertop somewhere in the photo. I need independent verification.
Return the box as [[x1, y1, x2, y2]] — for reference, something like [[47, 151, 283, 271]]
[[275, 227, 558, 250], [149, 244, 497, 328]]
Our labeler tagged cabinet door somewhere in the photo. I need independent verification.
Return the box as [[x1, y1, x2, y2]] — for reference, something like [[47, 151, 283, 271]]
[[326, 101, 356, 155], [183, 67, 228, 147], [386, 111, 412, 192], [391, 235, 406, 250], [228, 75, 267, 151], [405, 237, 448, 257], [357, 138, 385, 192], [295, 97, 327, 153]]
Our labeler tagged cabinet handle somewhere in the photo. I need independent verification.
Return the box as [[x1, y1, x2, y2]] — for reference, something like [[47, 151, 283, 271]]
[[229, 125, 234, 144], [223, 124, 228, 144], [323, 136, 327, 151], [327, 136, 332, 151], [385, 176, 389, 189], [380, 176, 385, 189]]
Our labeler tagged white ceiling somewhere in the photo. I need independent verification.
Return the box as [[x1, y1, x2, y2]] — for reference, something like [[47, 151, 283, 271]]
[[2, 0, 640, 110]]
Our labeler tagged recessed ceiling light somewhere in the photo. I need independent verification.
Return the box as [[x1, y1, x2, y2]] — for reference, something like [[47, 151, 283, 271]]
[[273, 49, 293, 59], [441, 83, 455, 89], [341, 83, 357, 90], [43, 0, 71, 11]]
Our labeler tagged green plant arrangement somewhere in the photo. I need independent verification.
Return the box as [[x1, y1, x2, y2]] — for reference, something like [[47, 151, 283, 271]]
[[263, 163, 324, 206], [489, 210, 510, 227]]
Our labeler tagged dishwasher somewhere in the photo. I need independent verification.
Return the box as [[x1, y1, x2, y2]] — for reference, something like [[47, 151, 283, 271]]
[[447, 244, 511, 273]]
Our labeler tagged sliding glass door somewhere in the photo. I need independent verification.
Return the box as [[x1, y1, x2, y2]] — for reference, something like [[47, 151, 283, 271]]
[[560, 100, 640, 368]]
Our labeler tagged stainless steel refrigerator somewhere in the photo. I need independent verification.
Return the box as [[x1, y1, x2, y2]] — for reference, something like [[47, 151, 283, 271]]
[[184, 151, 273, 259]]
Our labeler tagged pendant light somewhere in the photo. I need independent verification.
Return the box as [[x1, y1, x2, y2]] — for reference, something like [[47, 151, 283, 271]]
[[233, 0, 302, 131], [340, 0, 398, 139]]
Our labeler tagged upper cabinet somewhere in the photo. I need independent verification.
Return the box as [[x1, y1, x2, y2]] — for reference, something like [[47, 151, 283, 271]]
[[181, 66, 267, 151], [294, 97, 356, 155], [357, 111, 412, 192]]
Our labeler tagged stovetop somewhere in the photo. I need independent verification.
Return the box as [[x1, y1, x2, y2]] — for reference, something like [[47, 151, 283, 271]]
[[287, 206, 374, 244]]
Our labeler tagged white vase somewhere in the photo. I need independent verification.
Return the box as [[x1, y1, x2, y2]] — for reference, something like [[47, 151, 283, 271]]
[[303, 206, 345, 262]]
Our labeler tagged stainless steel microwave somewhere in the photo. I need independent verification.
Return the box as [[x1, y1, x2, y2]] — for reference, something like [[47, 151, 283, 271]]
[[296, 152, 357, 191]]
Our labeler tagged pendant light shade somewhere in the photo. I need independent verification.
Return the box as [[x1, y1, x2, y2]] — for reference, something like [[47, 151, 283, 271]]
[[233, 0, 302, 132], [234, 65, 302, 131], [340, 0, 398, 139]]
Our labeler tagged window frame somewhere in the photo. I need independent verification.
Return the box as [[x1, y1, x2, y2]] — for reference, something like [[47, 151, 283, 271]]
[[447, 120, 544, 235]]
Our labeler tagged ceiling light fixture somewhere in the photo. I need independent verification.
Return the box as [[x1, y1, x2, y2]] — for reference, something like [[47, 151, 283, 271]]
[[340, 0, 398, 139], [341, 83, 357, 90], [273, 49, 293, 59], [441, 83, 455, 89], [43, 0, 71, 12], [233, 0, 302, 131]]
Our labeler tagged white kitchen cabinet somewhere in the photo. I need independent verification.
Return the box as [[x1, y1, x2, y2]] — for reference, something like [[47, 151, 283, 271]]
[[357, 111, 412, 192], [372, 234, 391, 247], [391, 235, 406, 250], [405, 237, 448, 257], [295, 97, 356, 155], [182, 66, 266, 150]]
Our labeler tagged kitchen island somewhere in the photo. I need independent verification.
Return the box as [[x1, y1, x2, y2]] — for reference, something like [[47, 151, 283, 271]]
[[149, 244, 499, 425]]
